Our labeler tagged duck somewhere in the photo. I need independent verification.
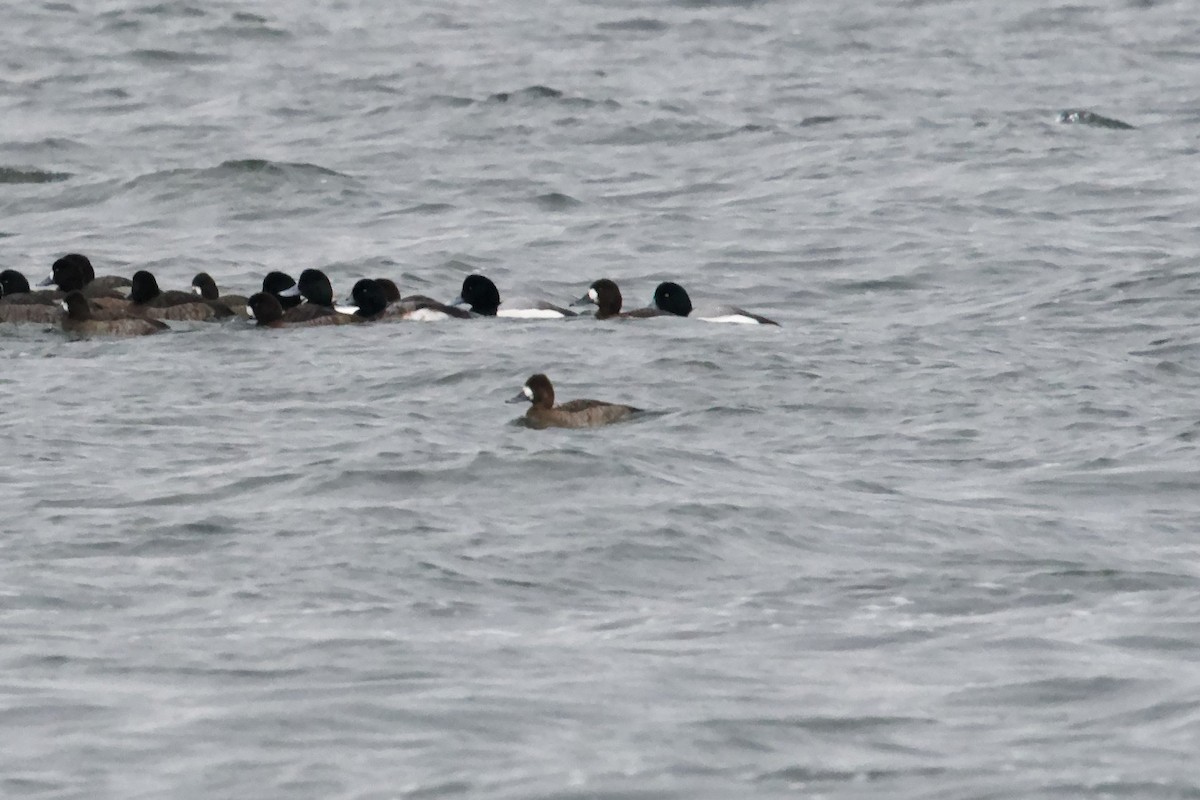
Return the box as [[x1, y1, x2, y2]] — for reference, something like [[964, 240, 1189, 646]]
[[0, 269, 59, 306], [262, 271, 304, 310], [650, 281, 780, 326], [129, 270, 234, 321], [276, 268, 357, 324], [452, 274, 576, 318], [573, 278, 669, 320], [246, 292, 359, 328], [0, 271, 62, 324], [60, 291, 168, 337], [191, 272, 249, 317], [507, 373, 641, 429], [343, 278, 470, 321], [1, 269, 132, 324], [36, 254, 133, 303]]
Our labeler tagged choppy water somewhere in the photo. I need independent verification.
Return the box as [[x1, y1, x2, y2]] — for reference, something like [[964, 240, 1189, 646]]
[[4, 1, 1200, 797]]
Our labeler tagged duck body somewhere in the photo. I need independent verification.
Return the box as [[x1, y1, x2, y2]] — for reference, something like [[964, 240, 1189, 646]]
[[453, 274, 576, 318], [247, 292, 359, 328], [508, 373, 640, 429], [192, 272, 249, 317], [60, 291, 168, 337], [651, 281, 780, 326], [129, 270, 233, 320], [574, 278, 669, 320]]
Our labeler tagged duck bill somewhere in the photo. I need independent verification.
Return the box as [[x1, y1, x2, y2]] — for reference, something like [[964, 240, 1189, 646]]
[[37, 274, 55, 287], [505, 392, 530, 404], [450, 295, 466, 306], [277, 284, 301, 298], [570, 293, 594, 308]]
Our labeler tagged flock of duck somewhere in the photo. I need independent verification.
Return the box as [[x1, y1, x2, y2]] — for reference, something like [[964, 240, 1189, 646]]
[[0, 253, 779, 427]]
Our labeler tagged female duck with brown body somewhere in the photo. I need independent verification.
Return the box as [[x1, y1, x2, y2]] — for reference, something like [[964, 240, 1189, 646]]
[[650, 281, 780, 326], [507, 373, 641, 429], [129, 270, 234, 321], [246, 292, 360, 329], [60, 291, 167, 337], [38, 253, 132, 296], [573, 278, 668, 320], [191, 272, 249, 317]]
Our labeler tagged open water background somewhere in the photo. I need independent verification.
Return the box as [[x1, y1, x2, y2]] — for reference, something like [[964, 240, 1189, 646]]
[[3, 0, 1200, 797]]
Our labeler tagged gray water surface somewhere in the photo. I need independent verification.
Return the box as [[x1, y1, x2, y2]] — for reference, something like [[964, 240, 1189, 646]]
[[3, 1, 1200, 798]]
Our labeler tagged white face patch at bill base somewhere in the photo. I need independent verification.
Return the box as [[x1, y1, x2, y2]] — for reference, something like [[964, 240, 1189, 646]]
[[61, 300, 69, 312], [587, 287, 598, 302], [245, 305, 255, 318], [523, 385, 534, 400], [191, 285, 202, 295]]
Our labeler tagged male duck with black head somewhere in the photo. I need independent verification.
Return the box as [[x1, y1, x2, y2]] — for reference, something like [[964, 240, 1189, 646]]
[[274, 268, 357, 324], [129, 270, 234, 321], [344, 278, 469, 321], [507, 373, 641, 429], [191, 272, 249, 317], [453, 274, 576, 318], [650, 281, 780, 326], [0, 270, 62, 323], [261, 271, 304, 310], [573, 278, 668, 320], [39, 253, 132, 297], [37, 254, 134, 313], [60, 291, 168, 337], [246, 292, 359, 328]]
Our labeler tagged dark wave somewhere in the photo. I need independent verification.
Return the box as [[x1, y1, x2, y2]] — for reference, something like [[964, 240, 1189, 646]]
[[533, 192, 582, 211], [1057, 109, 1136, 129], [0, 167, 70, 184], [596, 18, 670, 32]]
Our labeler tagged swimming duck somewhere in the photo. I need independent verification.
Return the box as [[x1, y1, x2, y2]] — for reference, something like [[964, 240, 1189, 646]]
[[246, 292, 359, 328], [36, 254, 132, 302], [129, 270, 234, 321], [0, 271, 62, 323], [262, 271, 304, 310], [650, 281, 780, 326], [275, 268, 356, 324], [453, 274, 576, 318], [191, 272, 249, 317], [507, 373, 641, 429], [344, 279, 470, 321], [60, 291, 168, 337], [573, 279, 669, 320]]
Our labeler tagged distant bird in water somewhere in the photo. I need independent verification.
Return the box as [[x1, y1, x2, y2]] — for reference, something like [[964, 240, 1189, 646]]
[[507, 373, 641, 429]]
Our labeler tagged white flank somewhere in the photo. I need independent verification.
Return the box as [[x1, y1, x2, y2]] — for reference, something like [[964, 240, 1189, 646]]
[[699, 314, 758, 325], [497, 308, 564, 319], [406, 308, 449, 322], [334, 304, 358, 315]]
